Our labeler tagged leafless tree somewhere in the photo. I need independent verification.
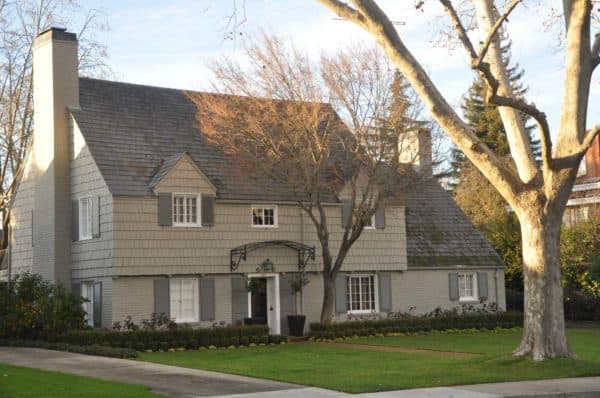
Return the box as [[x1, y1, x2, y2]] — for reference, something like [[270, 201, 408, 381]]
[[192, 34, 424, 322], [315, 0, 600, 360], [0, 0, 110, 261]]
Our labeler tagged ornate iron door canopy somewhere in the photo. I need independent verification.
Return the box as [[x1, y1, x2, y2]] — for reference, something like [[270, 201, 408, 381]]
[[230, 240, 315, 271]]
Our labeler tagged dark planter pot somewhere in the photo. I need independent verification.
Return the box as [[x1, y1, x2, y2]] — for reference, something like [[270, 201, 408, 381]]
[[287, 315, 306, 337], [243, 317, 267, 326]]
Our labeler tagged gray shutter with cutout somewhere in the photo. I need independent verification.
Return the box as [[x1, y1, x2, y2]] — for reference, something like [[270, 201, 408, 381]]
[[477, 272, 488, 300], [341, 200, 352, 228], [93, 282, 102, 327], [158, 192, 173, 226], [378, 272, 392, 312], [375, 205, 386, 229], [449, 273, 459, 301], [335, 273, 348, 313], [92, 196, 101, 238], [31, 210, 34, 247], [201, 194, 215, 227], [231, 275, 248, 326], [72, 200, 79, 241], [200, 277, 215, 321], [71, 282, 81, 297], [154, 278, 170, 318], [279, 274, 295, 334]]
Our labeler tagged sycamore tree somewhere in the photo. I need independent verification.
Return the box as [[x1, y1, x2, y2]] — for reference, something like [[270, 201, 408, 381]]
[[315, 0, 600, 360], [193, 34, 423, 322], [0, 0, 110, 261]]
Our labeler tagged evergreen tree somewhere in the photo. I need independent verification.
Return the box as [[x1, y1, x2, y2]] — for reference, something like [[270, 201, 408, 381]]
[[450, 37, 540, 184]]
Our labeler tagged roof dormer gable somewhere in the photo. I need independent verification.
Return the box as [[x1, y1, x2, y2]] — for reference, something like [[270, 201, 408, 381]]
[[150, 152, 217, 194]]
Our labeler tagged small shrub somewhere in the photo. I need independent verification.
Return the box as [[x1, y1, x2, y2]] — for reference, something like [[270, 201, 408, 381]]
[[239, 336, 249, 346]]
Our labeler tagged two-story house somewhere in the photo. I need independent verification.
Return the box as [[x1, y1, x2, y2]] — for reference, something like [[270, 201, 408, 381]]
[[563, 137, 600, 227], [1, 28, 505, 334]]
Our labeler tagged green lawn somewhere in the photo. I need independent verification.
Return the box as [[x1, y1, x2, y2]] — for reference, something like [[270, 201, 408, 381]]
[[0, 364, 164, 398], [140, 328, 600, 393]]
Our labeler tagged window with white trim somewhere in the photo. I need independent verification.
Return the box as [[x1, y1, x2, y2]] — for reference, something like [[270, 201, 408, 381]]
[[458, 273, 477, 302], [252, 205, 277, 227], [363, 215, 376, 229], [347, 275, 377, 312], [170, 278, 199, 323], [79, 197, 93, 240], [172, 194, 199, 226], [81, 282, 94, 327]]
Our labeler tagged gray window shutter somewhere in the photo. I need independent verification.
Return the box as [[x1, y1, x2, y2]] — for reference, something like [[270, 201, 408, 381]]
[[279, 274, 295, 334], [231, 275, 248, 326], [201, 194, 215, 227], [92, 196, 101, 238], [154, 278, 170, 318], [200, 277, 215, 321], [378, 272, 392, 312], [72, 200, 79, 241], [375, 205, 386, 229], [449, 273, 459, 301], [341, 200, 352, 228], [93, 282, 102, 327], [158, 192, 173, 226], [71, 282, 81, 297], [477, 272, 488, 300], [335, 273, 347, 313]]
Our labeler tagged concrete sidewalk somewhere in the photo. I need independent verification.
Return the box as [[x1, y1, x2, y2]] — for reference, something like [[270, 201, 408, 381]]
[[1, 347, 600, 397], [0, 347, 301, 397]]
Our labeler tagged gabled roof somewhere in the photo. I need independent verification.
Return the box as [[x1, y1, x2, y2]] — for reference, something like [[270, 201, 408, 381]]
[[71, 77, 503, 268], [402, 178, 504, 268], [71, 77, 336, 201], [149, 151, 216, 192]]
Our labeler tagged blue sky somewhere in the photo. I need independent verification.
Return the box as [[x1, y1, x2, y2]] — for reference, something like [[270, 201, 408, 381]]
[[74, 0, 598, 139]]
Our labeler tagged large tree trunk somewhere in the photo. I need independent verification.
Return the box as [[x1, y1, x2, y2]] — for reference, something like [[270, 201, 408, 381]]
[[320, 272, 335, 322], [513, 212, 574, 360]]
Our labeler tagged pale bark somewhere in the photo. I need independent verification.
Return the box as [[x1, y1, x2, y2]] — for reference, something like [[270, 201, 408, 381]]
[[514, 209, 572, 360], [315, 0, 597, 359]]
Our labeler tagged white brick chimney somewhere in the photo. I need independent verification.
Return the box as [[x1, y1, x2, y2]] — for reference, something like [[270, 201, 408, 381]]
[[398, 128, 432, 176], [31, 27, 78, 285]]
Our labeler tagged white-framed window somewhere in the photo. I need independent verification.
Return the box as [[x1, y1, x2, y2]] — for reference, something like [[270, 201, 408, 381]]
[[172, 194, 200, 226], [251, 205, 277, 227], [81, 282, 94, 327], [347, 274, 377, 313], [79, 197, 93, 240], [363, 214, 376, 229], [458, 273, 478, 302], [170, 278, 199, 323]]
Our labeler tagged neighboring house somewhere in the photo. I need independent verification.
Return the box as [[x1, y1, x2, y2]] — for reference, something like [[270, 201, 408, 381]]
[[0, 28, 505, 334], [564, 137, 600, 227]]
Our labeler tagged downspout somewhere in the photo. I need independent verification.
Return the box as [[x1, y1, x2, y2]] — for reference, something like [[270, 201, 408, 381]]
[[6, 226, 11, 289]]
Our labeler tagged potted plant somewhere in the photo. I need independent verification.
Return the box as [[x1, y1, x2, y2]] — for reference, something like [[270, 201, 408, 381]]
[[287, 272, 310, 336]]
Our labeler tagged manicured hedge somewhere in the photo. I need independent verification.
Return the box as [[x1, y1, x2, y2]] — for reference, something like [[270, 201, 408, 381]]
[[54, 325, 284, 351], [0, 338, 138, 358], [309, 312, 523, 339]]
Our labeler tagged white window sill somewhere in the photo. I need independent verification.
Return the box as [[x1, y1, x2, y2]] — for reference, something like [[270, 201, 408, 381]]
[[363, 226, 376, 230], [78, 236, 92, 242], [251, 225, 278, 229], [172, 224, 202, 228], [347, 310, 378, 315], [459, 298, 478, 304]]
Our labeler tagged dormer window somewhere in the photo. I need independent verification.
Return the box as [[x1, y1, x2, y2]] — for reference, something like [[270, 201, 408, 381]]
[[252, 205, 277, 227], [173, 194, 199, 226]]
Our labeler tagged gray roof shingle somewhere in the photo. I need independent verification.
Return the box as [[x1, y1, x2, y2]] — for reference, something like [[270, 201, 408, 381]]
[[402, 178, 504, 268]]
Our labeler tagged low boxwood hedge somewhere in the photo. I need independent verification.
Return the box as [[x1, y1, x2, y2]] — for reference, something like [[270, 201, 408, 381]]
[[0, 338, 138, 358], [309, 311, 523, 339], [52, 324, 287, 351]]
